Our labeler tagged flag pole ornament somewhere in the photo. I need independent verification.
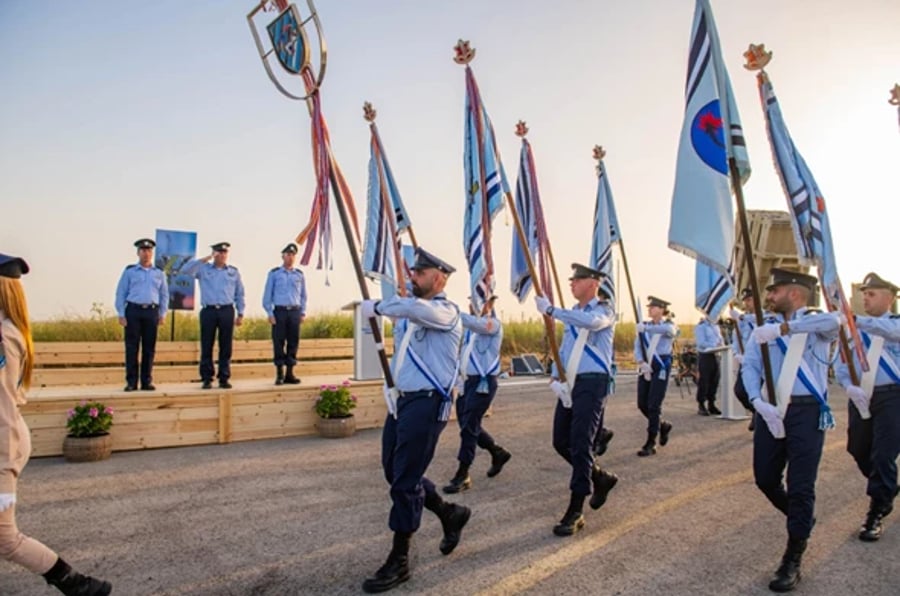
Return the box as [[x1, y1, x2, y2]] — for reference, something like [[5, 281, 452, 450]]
[[455, 40, 566, 382], [247, 0, 394, 389], [745, 43, 868, 385], [889, 84, 900, 130]]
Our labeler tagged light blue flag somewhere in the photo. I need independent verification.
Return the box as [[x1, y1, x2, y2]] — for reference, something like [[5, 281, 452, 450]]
[[758, 74, 839, 305], [464, 66, 510, 312], [510, 138, 540, 303], [590, 158, 622, 303], [669, 0, 750, 275], [696, 259, 734, 318]]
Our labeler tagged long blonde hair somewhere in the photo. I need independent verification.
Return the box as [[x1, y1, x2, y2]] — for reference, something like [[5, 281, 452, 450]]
[[0, 277, 34, 389]]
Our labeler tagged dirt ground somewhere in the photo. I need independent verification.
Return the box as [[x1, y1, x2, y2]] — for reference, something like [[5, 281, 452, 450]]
[[2, 376, 897, 595]]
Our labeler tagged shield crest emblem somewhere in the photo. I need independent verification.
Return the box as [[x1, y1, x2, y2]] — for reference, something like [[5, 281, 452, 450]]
[[266, 4, 310, 75]]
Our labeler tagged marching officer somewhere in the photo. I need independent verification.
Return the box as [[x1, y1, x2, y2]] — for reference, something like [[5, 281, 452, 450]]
[[694, 314, 724, 416], [534, 263, 619, 537], [742, 268, 840, 592], [262, 243, 307, 386], [115, 238, 168, 392], [182, 242, 245, 390], [359, 248, 469, 593], [836, 272, 900, 542], [593, 286, 616, 457], [730, 287, 758, 429], [443, 294, 512, 494], [634, 296, 677, 457]]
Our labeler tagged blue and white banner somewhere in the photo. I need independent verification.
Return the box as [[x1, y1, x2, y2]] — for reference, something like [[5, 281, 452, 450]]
[[590, 158, 622, 302]]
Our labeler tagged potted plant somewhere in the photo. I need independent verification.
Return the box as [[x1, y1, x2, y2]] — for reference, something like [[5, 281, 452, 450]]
[[63, 401, 114, 462], [313, 380, 358, 438]]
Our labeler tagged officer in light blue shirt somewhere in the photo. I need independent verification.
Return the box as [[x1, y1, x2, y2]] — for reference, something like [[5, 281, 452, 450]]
[[262, 243, 307, 386], [835, 272, 900, 542], [633, 296, 678, 457], [358, 248, 469, 593], [442, 295, 511, 495], [115, 238, 169, 392], [535, 263, 619, 537], [694, 315, 724, 416], [741, 268, 840, 592], [730, 287, 758, 421], [181, 242, 245, 389]]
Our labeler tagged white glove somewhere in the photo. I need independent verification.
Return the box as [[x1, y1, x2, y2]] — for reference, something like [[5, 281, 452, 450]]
[[0, 493, 15, 513], [535, 295, 552, 316], [549, 380, 572, 409], [751, 398, 785, 439], [635, 322, 646, 333], [831, 311, 848, 327], [361, 300, 378, 321], [638, 362, 652, 380], [733, 353, 744, 366], [751, 323, 782, 344], [846, 385, 871, 419], [383, 385, 399, 418], [729, 308, 741, 320]]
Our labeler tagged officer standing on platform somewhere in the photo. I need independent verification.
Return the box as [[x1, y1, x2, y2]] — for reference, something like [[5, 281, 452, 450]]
[[115, 238, 168, 392], [534, 263, 619, 537], [730, 287, 758, 429], [836, 272, 900, 542], [262, 243, 307, 386], [634, 296, 677, 457], [694, 314, 724, 416], [358, 248, 469, 594], [742, 268, 840, 592], [443, 294, 511, 494], [182, 243, 245, 390]]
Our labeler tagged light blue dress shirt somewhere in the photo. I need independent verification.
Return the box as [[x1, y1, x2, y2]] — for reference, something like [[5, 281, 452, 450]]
[[695, 318, 724, 353], [115, 264, 169, 318], [460, 313, 503, 377], [262, 267, 307, 316], [182, 258, 246, 315], [633, 319, 677, 363], [835, 313, 900, 388], [548, 298, 615, 377]]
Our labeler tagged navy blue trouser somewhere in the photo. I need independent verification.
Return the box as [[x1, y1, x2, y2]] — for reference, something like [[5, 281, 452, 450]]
[[381, 390, 447, 533], [124, 303, 159, 387], [696, 352, 720, 404], [847, 385, 900, 506], [200, 305, 234, 382], [637, 358, 671, 436], [455, 375, 498, 465], [271, 307, 301, 367], [753, 397, 825, 539], [733, 364, 754, 411], [552, 374, 608, 496]]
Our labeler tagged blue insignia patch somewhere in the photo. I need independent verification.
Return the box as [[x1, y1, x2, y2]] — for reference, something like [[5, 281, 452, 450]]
[[690, 99, 727, 175]]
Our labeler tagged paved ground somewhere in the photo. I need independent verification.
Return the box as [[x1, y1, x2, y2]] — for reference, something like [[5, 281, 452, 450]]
[[2, 375, 897, 595]]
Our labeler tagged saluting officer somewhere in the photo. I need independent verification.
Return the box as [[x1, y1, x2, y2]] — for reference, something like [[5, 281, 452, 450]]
[[115, 238, 168, 392], [730, 287, 758, 429], [182, 242, 245, 390], [534, 263, 619, 537], [443, 294, 512, 494], [359, 248, 469, 594], [836, 272, 900, 542], [694, 314, 724, 416], [742, 268, 840, 592], [634, 296, 677, 457], [262, 243, 307, 386]]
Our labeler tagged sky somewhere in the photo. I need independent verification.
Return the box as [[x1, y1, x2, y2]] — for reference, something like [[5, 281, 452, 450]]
[[1, 0, 898, 323]]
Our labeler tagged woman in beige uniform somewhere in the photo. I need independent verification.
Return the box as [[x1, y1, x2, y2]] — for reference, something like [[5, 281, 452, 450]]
[[0, 253, 112, 595]]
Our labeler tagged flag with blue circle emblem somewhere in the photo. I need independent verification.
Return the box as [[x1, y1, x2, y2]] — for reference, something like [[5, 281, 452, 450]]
[[590, 157, 622, 303], [669, 0, 750, 277], [463, 66, 510, 313]]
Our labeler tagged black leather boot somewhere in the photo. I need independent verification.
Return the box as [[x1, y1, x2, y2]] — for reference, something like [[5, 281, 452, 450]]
[[859, 501, 891, 542], [437, 502, 471, 555], [275, 365, 284, 386], [442, 462, 472, 494], [43, 558, 111, 596], [592, 427, 615, 456], [659, 421, 673, 446], [589, 467, 618, 510], [362, 532, 411, 593], [637, 433, 657, 457], [554, 493, 586, 536], [707, 401, 722, 415], [283, 365, 301, 384], [768, 537, 806, 592], [485, 445, 511, 478]]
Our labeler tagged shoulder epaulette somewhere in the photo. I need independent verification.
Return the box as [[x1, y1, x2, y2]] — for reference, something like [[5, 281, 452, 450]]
[[891, 314, 900, 319], [804, 308, 823, 315], [125, 264, 137, 270], [270, 267, 280, 272]]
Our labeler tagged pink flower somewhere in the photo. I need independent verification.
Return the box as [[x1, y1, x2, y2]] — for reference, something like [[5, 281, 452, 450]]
[[104, 406, 114, 415], [328, 385, 337, 391], [67, 409, 75, 418], [80, 400, 87, 406], [320, 384, 328, 390], [342, 380, 351, 387], [89, 408, 99, 418], [351, 395, 358, 402]]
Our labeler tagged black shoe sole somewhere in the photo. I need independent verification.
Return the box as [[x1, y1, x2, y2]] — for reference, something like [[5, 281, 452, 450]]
[[362, 571, 410, 593], [442, 479, 472, 494], [440, 506, 471, 555], [590, 474, 619, 510], [553, 516, 585, 536], [486, 452, 511, 478], [637, 448, 657, 457]]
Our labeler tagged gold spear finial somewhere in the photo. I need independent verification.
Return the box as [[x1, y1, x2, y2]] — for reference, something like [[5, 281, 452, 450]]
[[592, 145, 606, 161], [515, 120, 529, 137], [363, 101, 376, 122], [743, 43, 772, 71], [889, 84, 900, 106], [453, 39, 476, 65]]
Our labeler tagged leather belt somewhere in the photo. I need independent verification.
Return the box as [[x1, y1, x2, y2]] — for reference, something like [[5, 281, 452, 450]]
[[204, 304, 234, 310], [873, 383, 900, 394], [127, 302, 158, 309], [274, 305, 301, 311]]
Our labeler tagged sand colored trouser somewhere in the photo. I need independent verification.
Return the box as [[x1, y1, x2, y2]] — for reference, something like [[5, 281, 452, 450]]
[[0, 413, 58, 574]]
